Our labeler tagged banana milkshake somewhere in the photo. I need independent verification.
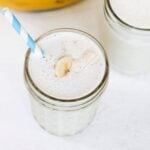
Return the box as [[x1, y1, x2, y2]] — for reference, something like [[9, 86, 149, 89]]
[[24, 29, 109, 136], [103, 0, 150, 74]]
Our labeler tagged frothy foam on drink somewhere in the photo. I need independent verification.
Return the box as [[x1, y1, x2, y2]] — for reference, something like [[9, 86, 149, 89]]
[[110, 0, 150, 29], [28, 31, 106, 99]]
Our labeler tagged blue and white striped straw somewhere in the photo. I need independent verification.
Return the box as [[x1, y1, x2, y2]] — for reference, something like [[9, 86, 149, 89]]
[[1, 8, 44, 58]]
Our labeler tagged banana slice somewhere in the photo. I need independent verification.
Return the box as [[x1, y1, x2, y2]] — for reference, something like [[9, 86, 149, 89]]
[[55, 56, 73, 77], [82, 50, 99, 64]]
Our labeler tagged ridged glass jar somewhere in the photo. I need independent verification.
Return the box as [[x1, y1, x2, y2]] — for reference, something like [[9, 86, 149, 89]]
[[103, 0, 150, 74], [24, 28, 109, 136]]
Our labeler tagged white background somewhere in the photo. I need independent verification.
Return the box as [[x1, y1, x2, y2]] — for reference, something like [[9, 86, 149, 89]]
[[0, 0, 150, 149]]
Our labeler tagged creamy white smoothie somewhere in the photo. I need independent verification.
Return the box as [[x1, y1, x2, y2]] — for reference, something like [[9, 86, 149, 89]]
[[24, 29, 108, 136], [102, 0, 150, 74], [110, 0, 150, 29], [28, 31, 106, 100]]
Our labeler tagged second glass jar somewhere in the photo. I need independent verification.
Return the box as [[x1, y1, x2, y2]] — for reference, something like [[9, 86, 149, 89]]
[[103, 0, 150, 74]]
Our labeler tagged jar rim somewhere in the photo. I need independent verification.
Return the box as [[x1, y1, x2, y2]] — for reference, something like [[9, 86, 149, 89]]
[[105, 0, 150, 32], [24, 28, 109, 103]]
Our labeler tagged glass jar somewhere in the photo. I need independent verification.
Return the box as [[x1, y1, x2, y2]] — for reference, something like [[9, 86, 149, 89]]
[[103, 0, 150, 74], [24, 28, 109, 136]]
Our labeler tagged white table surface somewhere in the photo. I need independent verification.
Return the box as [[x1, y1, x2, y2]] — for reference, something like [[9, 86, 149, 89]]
[[0, 0, 150, 150]]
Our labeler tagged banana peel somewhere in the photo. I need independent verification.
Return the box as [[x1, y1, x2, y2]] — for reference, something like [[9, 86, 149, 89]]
[[0, 0, 81, 11]]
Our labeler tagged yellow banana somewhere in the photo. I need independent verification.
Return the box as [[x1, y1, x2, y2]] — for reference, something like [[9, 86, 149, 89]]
[[0, 0, 81, 11]]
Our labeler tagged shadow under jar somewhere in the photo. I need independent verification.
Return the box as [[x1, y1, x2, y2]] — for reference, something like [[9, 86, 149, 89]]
[[24, 28, 109, 136], [103, 0, 150, 74]]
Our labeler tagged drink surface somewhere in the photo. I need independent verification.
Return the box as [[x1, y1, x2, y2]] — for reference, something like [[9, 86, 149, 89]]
[[28, 31, 106, 100], [110, 0, 150, 29]]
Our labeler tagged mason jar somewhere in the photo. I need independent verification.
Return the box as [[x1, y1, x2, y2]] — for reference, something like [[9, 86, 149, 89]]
[[103, 0, 150, 74], [24, 28, 109, 136]]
